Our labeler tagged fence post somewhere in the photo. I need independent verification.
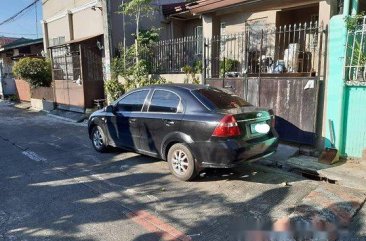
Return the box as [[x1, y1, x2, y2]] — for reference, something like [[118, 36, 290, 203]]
[[258, 30, 264, 107], [203, 38, 207, 85], [222, 57, 226, 87]]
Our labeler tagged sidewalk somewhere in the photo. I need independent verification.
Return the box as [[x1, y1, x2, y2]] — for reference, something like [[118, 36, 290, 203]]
[[261, 144, 366, 191]]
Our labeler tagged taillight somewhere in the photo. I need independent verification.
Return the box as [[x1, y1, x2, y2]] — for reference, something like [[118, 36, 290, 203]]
[[212, 115, 241, 137]]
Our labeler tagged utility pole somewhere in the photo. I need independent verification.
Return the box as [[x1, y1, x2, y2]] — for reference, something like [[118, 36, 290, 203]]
[[102, 0, 113, 81], [35, 0, 39, 38], [122, 0, 126, 71]]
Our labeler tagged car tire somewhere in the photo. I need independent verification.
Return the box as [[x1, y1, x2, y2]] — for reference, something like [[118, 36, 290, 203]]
[[91, 125, 108, 153], [167, 143, 197, 181]]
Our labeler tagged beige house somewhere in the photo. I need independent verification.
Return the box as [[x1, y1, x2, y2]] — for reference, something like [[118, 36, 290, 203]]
[[165, 0, 337, 38], [41, 0, 182, 112]]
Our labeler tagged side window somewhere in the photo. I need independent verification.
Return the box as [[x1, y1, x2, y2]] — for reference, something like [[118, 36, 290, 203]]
[[149, 90, 181, 113], [117, 90, 149, 112]]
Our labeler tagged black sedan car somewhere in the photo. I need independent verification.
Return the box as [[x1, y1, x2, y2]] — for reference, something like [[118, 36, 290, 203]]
[[88, 84, 278, 181]]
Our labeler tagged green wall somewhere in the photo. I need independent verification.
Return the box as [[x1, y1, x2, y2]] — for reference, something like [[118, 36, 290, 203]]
[[343, 86, 366, 157], [325, 0, 365, 158]]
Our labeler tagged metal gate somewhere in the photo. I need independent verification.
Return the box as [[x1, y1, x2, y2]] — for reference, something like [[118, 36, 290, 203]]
[[50, 36, 104, 113], [204, 22, 326, 145], [51, 44, 83, 112]]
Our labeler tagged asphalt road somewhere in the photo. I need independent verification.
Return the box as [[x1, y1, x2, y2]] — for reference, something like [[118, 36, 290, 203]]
[[0, 101, 365, 241]]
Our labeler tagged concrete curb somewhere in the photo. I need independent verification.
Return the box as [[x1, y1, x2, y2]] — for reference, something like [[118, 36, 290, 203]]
[[47, 113, 87, 127]]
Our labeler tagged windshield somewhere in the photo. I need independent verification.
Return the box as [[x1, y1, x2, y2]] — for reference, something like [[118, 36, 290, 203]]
[[194, 87, 252, 110]]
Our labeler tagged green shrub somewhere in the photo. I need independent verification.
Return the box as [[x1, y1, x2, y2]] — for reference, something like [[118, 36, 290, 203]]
[[13, 57, 52, 88], [220, 58, 240, 76], [182, 60, 202, 84], [345, 12, 365, 31], [105, 79, 125, 103]]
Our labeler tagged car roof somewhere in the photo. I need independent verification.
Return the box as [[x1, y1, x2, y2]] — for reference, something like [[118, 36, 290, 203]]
[[138, 84, 206, 91]]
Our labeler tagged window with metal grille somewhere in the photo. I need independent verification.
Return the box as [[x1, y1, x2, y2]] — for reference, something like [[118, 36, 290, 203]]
[[51, 45, 81, 81]]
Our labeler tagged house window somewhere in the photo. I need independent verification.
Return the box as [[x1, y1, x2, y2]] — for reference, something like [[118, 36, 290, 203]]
[[195, 26, 203, 55], [50, 36, 66, 47], [51, 44, 80, 81]]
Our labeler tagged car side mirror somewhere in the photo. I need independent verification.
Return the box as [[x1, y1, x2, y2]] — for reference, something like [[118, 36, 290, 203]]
[[104, 105, 115, 113]]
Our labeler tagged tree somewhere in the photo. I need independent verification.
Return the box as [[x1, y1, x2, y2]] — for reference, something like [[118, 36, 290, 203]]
[[120, 0, 155, 66], [13, 57, 52, 88]]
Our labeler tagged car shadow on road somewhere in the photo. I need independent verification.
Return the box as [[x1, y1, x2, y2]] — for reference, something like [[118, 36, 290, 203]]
[[1, 105, 364, 241], [192, 164, 303, 185], [2, 149, 365, 241]]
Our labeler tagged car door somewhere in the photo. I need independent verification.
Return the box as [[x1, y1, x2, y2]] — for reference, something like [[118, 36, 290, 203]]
[[139, 89, 184, 155], [109, 89, 150, 150]]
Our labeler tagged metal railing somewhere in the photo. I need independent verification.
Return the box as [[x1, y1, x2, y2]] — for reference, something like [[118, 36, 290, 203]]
[[144, 36, 202, 74], [205, 22, 323, 78], [145, 22, 324, 77], [345, 16, 366, 83]]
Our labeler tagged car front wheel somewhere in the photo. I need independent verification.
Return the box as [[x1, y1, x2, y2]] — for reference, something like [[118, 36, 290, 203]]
[[91, 125, 108, 152], [167, 143, 197, 181]]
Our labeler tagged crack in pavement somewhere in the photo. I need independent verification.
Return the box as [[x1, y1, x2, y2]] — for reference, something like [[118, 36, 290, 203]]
[[0, 135, 28, 152]]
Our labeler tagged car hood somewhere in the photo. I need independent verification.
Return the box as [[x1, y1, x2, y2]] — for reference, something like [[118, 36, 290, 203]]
[[90, 109, 105, 118]]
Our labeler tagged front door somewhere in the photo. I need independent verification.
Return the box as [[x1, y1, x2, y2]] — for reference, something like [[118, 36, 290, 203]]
[[109, 89, 150, 150]]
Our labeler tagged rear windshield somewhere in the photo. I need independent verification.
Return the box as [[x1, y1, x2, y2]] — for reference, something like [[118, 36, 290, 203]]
[[194, 87, 251, 110]]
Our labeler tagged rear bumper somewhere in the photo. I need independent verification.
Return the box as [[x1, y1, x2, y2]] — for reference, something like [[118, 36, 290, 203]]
[[190, 136, 279, 169]]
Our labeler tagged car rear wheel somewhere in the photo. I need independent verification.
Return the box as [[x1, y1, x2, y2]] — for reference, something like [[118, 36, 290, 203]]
[[167, 143, 197, 181], [91, 126, 108, 152]]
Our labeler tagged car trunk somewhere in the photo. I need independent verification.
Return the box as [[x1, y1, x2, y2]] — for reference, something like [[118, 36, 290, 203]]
[[220, 107, 274, 140]]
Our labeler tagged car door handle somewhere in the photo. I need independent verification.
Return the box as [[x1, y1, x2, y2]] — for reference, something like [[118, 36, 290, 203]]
[[164, 120, 175, 126]]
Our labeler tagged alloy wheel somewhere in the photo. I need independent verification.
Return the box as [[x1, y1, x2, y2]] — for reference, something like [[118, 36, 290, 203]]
[[171, 150, 189, 175], [93, 128, 103, 149]]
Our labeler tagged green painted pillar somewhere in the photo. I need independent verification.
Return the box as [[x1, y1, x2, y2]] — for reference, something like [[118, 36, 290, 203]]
[[344, 0, 350, 15], [326, 15, 347, 153], [325, 0, 358, 154]]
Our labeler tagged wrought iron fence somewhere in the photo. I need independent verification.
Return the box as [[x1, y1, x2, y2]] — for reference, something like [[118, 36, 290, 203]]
[[345, 16, 366, 84], [205, 21, 323, 78], [144, 36, 202, 74], [145, 22, 324, 77]]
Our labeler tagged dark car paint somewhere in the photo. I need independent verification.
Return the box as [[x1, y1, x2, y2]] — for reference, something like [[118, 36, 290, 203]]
[[88, 84, 279, 170]]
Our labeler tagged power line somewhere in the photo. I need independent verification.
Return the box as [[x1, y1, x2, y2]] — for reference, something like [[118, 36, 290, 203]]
[[0, 0, 41, 27], [0, 32, 38, 36]]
